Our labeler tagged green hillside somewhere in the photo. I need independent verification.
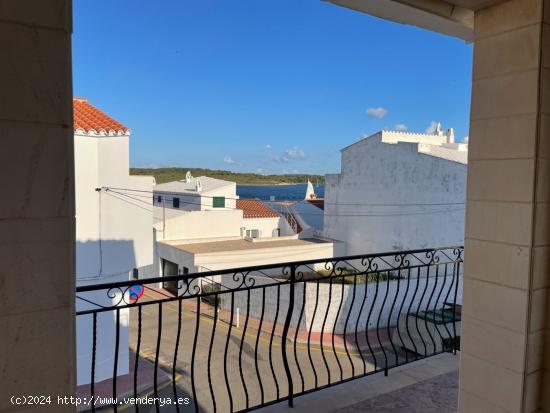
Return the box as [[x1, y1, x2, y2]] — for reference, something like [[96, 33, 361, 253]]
[[130, 167, 325, 185]]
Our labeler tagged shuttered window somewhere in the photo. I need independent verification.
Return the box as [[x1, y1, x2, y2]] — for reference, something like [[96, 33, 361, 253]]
[[213, 196, 225, 208]]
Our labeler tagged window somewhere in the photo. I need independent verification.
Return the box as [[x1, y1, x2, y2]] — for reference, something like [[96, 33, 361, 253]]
[[173, 197, 180, 208], [273, 228, 281, 237], [246, 229, 260, 238], [212, 196, 225, 208], [157, 195, 162, 203]]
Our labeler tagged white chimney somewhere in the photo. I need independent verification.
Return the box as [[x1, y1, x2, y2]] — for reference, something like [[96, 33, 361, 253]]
[[435, 122, 443, 136], [446, 128, 455, 143]]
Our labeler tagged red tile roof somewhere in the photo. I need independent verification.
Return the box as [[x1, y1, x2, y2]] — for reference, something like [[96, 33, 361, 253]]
[[73, 97, 129, 134], [237, 199, 280, 219]]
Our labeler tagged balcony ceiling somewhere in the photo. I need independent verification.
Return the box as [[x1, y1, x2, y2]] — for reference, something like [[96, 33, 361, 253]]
[[325, 0, 507, 40]]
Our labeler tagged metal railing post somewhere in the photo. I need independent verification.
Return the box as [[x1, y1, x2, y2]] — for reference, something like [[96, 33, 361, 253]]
[[282, 264, 295, 408], [453, 260, 461, 355]]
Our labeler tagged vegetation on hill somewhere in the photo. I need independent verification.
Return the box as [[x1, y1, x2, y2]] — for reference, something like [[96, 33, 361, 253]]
[[130, 167, 325, 185]]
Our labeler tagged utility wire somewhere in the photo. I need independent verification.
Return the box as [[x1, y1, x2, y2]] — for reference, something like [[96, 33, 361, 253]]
[[102, 185, 465, 207], [105, 188, 465, 218], [108, 188, 465, 217], [103, 189, 153, 213]]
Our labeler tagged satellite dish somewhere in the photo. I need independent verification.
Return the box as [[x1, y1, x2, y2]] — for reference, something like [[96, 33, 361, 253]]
[[185, 171, 192, 183]]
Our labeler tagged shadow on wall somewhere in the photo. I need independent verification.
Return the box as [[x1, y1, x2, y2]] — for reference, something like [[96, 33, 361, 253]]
[[75, 239, 136, 386], [76, 239, 136, 280]]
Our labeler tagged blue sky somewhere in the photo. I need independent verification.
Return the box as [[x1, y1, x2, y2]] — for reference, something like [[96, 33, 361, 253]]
[[73, 0, 472, 175]]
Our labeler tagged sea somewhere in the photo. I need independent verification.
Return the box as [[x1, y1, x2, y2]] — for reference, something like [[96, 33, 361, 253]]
[[237, 183, 325, 201]]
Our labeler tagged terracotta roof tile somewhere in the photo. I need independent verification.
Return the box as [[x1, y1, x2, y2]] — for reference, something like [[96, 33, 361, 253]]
[[237, 199, 280, 219], [73, 97, 129, 134]]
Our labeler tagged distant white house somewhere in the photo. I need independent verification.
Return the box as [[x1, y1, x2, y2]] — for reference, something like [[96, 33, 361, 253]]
[[153, 174, 294, 241], [152, 175, 343, 293], [74, 98, 154, 385], [323, 125, 467, 255]]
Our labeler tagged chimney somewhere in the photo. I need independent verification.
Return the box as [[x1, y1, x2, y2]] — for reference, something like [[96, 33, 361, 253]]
[[446, 128, 455, 143]]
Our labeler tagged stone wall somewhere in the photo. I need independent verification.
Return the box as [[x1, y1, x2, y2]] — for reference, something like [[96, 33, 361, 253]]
[[0, 1, 76, 411]]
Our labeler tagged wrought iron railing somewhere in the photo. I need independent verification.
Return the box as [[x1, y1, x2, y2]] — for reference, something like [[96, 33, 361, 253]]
[[76, 246, 463, 412]]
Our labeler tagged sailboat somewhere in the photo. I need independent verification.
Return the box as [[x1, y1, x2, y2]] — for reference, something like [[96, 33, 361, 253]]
[[305, 179, 317, 200]]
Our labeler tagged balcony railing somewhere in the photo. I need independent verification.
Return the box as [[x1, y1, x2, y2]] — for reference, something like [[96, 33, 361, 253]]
[[76, 246, 463, 412]]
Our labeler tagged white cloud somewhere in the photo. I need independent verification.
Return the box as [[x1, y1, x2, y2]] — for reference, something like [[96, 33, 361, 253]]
[[270, 146, 307, 163], [284, 147, 306, 160], [425, 121, 439, 134], [223, 155, 236, 164], [365, 107, 388, 119], [265, 144, 272, 149], [256, 168, 265, 174], [394, 123, 408, 131]]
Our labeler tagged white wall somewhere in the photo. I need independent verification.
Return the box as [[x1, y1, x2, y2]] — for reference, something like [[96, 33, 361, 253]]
[[242, 216, 295, 238], [154, 208, 244, 241], [75, 132, 154, 386], [76, 283, 130, 385], [154, 239, 344, 285], [199, 184, 237, 210], [222, 273, 462, 340], [324, 134, 467, 255], [75, 133, 154, 279], [153, 182, 237, 212], [303, 274, 463, 333], [193, 241, 345, 272], [155, 240, 197, 276]]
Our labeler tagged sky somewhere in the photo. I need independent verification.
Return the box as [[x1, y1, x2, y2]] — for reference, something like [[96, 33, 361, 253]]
[[73, 0, 473, 175]]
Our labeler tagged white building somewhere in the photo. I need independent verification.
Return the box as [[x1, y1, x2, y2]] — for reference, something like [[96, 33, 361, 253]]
[[153, 174, 294, 242], [153, 175, 343, 292], [323, 126, 467, 255], [74, 98, 154, 385], [74, 98, 154, 279]]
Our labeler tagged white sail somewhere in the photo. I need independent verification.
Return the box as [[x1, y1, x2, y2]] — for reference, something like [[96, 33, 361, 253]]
[[305, 180, 316, 200]]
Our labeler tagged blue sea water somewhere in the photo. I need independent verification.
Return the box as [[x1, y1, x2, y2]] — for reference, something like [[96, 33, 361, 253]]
[[237, 184, 325, 201]]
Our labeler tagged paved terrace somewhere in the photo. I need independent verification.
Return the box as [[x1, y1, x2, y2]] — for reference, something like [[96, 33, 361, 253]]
[[260, 353, 459, 413]]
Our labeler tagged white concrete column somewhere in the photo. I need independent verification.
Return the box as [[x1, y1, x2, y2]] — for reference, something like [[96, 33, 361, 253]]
[[0, 1, 76, 412], [459, 0, 550, 411]]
